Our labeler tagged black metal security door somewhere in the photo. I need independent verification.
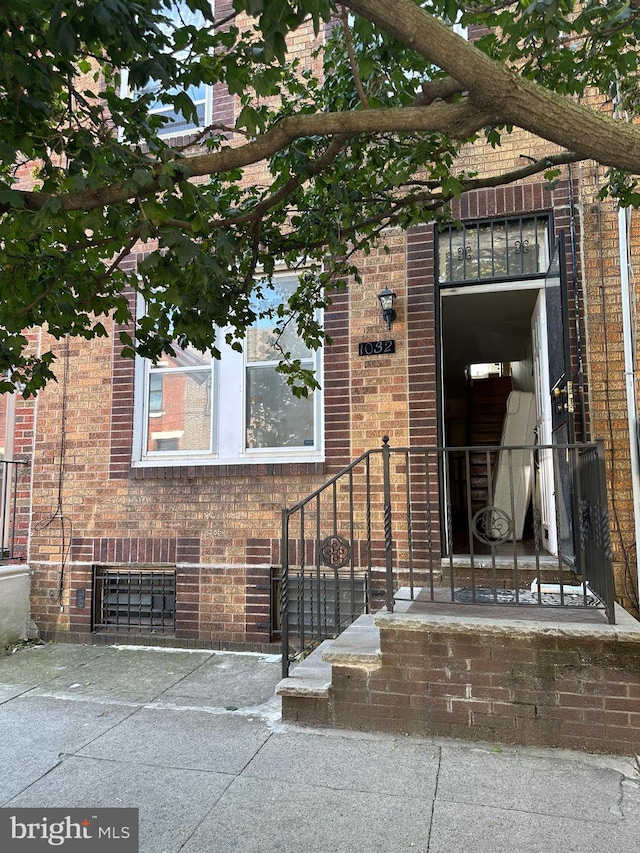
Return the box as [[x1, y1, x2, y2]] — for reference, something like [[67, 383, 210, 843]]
[[545, 235, 577, 568]]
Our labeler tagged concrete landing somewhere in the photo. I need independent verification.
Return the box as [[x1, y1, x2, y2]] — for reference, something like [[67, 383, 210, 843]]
[[321, 613, 381, 667]]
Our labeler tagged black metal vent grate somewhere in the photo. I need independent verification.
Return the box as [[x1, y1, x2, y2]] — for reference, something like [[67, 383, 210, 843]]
[[93, 568, 176, 632], [272, 570, 368, 638]]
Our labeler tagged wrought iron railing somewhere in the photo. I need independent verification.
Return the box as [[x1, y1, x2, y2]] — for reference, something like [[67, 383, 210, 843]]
[[0, 459, 29, 562], [280, 438, 615, 676]]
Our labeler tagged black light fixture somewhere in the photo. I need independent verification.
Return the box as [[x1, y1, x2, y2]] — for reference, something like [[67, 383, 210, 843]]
[[377, 287, 397, 330]]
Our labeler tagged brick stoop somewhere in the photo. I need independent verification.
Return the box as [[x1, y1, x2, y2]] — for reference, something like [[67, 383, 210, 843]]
[[278, 602, 640, 756]]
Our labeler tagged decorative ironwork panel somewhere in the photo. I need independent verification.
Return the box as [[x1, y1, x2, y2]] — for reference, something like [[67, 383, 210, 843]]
[[437, 215, 550, 284], [320, 534, 351, 568], [472, 506, 514, 545]]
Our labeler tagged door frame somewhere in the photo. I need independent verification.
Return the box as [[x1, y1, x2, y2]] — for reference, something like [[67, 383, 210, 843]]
[[544, 235, 579, 569], [437, 278, 545, 554], [531, 289, 557, 554]]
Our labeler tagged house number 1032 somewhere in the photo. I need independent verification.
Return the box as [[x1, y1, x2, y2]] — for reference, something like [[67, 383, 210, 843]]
[[358, 340, 396, 356]]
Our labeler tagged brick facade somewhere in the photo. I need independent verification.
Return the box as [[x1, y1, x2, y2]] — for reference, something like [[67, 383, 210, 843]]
[[4, 16, 639, 650], [16, 161, 640, 644]]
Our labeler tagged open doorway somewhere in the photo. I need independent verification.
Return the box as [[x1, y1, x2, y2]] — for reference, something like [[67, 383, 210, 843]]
[[440, 282, 557, 557]]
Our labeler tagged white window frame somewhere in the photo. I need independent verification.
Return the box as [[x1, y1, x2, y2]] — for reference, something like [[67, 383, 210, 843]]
[[119, 0, 214, 139], [132, 274, 324, 467], [450, 20, 468, 40]]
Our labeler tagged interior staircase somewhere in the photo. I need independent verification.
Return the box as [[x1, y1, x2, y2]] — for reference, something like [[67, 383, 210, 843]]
[[467, 376, 512, 515]]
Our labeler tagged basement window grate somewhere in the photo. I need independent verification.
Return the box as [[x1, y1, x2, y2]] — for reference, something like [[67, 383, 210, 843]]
[[93, 567, 176, 632], [271, 569, 368, 638]]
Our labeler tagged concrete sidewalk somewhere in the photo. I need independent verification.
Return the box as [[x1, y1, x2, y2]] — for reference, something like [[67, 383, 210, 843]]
[[0, 641, 639, 852]]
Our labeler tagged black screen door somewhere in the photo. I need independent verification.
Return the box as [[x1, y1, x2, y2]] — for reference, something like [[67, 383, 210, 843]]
[[545, 235, 577, 568]]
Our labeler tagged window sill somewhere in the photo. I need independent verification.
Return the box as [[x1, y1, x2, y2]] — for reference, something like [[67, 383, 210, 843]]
[[133, 450, 324, 467], [129, 459, 326, 479]]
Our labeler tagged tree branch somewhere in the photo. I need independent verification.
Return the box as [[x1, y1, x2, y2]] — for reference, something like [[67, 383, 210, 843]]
[[279, 151, 582, 253], [415, 77, 466, 106], [344, 0, 640, 173], [6, 0, 640, 225], [339, 4, 370, 109], [12, 100, 493, 214], [459, 150, 582, 190]]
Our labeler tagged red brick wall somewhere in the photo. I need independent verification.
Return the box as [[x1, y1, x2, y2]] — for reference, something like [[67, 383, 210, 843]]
[[579, 162, 640, 613], [23, 172, 639, 645]]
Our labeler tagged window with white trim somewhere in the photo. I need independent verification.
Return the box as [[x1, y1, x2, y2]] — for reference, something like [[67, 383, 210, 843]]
[[121, 1, 213, 137], [447, 13, 467, 40], [133, 271, 323, 466]]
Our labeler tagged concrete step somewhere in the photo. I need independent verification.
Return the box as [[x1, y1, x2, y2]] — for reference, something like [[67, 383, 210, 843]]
[[321, 614, 381, 669], [276, 639, 333, 699], [276, 615, 382, 701]]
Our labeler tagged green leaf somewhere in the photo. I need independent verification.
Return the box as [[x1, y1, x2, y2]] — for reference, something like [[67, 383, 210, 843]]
[[1, 0, 640, 397], [0, 190, 25, 209], [237, 104, 261, 135], [49, 19, 78, 57]]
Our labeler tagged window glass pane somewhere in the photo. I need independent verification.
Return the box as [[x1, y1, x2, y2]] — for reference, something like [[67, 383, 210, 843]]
[[464, 227, 479, 280], [477, 223, 492, 278], [246, 274, 312, 362], [246, 367, 315, 449], [146, 370, 212, 453], [510, 219, 543, 276], [245, 272, 318, 450], [149, 374, 164, 414], [145, 84, 207, 134], [438, 230, 452, 283], [156, 346, 214, 370], [534, 216, 550, 270], [439, 229, 469, 283], [246, 321, 312, 363], [136, 1, 209, 135], [490, 222, 507, 277]]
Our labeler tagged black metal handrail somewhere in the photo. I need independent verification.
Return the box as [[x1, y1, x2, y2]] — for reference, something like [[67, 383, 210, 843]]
[[0, 459, 29, 562], [280, 439, 615, 676]]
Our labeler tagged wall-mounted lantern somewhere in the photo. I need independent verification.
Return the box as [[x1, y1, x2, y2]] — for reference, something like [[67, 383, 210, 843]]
[[377, 287, 397, 330]]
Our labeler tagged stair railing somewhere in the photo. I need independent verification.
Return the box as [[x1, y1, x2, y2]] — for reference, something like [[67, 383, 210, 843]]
[[280, 438, 615, 677]]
